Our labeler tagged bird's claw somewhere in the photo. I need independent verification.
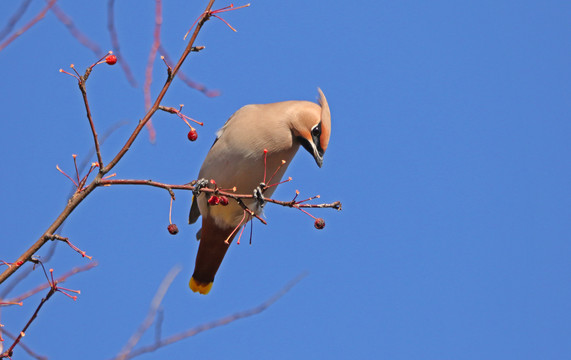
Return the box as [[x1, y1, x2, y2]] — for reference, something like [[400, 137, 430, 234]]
[[193, 178, 210, 196], [254, 184, 265, 208]]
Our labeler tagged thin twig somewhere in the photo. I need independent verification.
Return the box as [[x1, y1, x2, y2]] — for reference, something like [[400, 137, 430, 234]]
[[158, 45, 220, 97], [1, 262, 86, 359], [0, 329, 47, 360], [0, 0, 57, 53], [1, 288, 56, 359], [144, 0, 163, 109], [154, 309, 163, 344], [116, 266, 181, 360], [0, 244, 56, 300], [43, 234, 92, 259], [50, 2, 103, 55], [107, 0, 138, 87], [69, 120, 129, 199], [2, 262, 97, 306], [108, 272, 307, 360], [0, 0, 33, 42], [142, 0, 163, 143], [269, 198, 342, 210], [78, 77, 104, 168]]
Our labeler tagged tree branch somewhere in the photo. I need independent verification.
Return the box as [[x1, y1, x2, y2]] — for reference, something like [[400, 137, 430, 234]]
[[109, 272, 307, 360], [0, 329, 47, 360], [98, 178, 342, 213], [1, 262, 97, 305], [0, 0, 33, 42], [50, 2, 103, 56], [0, 0, 57, 53], [78, 78, 104, 168], [116, 266, 181, 360], [101, 0, 217, 175], [0, 0, 218, 286], [107, 0, 138, 87]]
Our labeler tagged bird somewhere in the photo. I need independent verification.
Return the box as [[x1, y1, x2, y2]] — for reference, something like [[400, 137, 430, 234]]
[[188, 88, 331, 294]]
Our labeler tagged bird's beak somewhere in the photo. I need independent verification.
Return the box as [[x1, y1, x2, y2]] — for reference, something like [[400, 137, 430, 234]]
[[313, 151, 323, 168]]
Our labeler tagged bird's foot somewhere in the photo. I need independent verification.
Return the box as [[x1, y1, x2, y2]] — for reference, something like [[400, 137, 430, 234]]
[[193, 178, 210, 196], [253, 183, 266, 208]]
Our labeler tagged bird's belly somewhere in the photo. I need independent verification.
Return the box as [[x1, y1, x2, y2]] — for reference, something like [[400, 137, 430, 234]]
[[197, 147, 298, 228]]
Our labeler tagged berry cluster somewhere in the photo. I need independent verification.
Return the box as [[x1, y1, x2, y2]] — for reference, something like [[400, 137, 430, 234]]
[[208, 195, 229, 206]]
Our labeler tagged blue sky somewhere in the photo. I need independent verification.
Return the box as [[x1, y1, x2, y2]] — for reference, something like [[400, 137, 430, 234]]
[[1, 0, 570, 359]]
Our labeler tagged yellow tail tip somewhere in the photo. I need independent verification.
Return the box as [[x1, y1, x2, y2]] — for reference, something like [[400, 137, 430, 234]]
[[189, 277, 213, 295]]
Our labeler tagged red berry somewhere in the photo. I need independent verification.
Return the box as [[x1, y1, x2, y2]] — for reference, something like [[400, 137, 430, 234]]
[[208, 195, 219, 205], [219, 196, 229, 206], [187, 129, 198, 141], [167, 223, 179, 235], [105, 55, 117, 65], [314, 218, 325, 230]]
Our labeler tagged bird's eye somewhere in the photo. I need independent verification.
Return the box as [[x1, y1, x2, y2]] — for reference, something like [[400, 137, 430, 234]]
[[311, 125, 321, 137]]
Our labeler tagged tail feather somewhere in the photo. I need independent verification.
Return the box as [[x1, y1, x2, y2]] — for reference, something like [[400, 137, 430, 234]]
[[190, 215, 238, 295], [188, 195, 201, 224], [189, 277, 213, 294]]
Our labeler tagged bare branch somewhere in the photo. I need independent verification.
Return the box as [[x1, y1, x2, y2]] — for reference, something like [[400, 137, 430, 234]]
[[43, 234, 92, 259], [142, 0, 163, 142], [0, 0, 33, 42], [0, 0, 218, 285], [1, 288, 56, 359], [0, 0, 57, 53], [158, 45, 220, 97], [116, 266, 182, 360], [50, 3, 103, 56], [0, 244, 56, 300], [0, 329, 47, 360], [107, 0, 138, 87], [108, 272, 307, 360], [2, 262, 97, 306], [99, 178, 340, 207], [77, 73, 105, 168], [1, 262, 89, 359], [101, 0, 217, 174]]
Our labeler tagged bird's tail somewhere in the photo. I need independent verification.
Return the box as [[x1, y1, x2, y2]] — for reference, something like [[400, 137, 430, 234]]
[[190, 215, 238, 295]]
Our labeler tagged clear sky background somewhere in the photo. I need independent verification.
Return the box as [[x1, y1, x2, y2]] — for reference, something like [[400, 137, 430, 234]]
[[1, 1, 570, 359]]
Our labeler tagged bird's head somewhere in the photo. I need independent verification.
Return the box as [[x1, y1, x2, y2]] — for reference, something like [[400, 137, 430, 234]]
[[294, 88, 331, 168]]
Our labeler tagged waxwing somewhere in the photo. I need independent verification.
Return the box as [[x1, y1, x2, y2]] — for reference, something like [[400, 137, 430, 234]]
[[188, 88, 331, 294]]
